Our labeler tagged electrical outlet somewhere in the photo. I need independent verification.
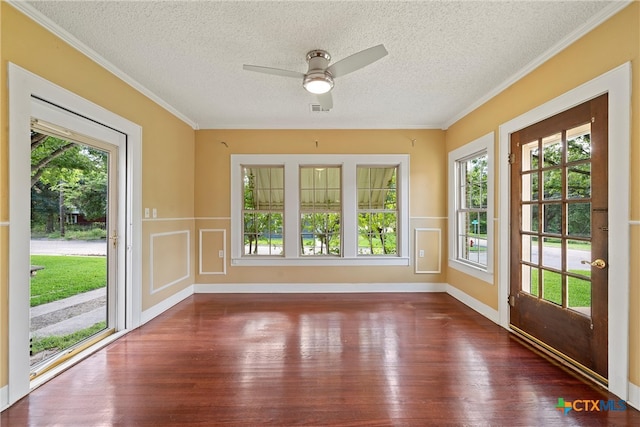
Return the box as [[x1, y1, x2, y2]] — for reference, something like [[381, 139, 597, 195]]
[[419, 249, 425, 258], [144, 208, 150, 218], [152, 208, 157, 218]]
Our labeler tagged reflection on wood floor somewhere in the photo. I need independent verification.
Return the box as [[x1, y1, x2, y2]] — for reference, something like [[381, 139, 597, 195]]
[[2, 293, 639, 426]]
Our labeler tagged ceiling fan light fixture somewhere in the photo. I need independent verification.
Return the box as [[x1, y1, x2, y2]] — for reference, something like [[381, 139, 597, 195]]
[[303, 73, 334, 94]]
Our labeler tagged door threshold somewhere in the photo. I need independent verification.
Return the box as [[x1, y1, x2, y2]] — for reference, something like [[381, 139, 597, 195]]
[[30, 329, 126, 391], [509, 324, 608, 389]]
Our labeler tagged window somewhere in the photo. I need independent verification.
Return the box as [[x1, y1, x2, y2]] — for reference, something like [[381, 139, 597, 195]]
[[357, 166, 397, 255], [300, 166, 341, 256], [242, 166, 284, 256], [448, 133, 494, 282], [456, 154, 488, 266], [231, 154, 409, 266]]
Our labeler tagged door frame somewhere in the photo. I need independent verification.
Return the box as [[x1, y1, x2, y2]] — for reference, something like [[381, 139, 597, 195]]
[[7, 63, 143, 405], [498, 62, 631, 399]]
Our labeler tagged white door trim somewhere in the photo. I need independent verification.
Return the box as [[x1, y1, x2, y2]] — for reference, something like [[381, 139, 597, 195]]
[[498, 62, 631, 399], [7, 63, 143, 405]]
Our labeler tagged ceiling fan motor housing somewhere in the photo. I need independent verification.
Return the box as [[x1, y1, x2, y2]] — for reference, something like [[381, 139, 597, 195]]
[[304, 50, 334, 93]]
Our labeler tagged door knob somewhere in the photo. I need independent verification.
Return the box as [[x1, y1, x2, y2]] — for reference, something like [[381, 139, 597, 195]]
[[580, 258, 607, 269]]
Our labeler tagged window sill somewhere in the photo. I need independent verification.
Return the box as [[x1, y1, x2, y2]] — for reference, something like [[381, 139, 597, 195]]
[[448, 259, 494, 284], [231, 257, 411, 267]]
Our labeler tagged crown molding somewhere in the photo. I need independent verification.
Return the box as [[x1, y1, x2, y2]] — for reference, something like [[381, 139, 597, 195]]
[[7, 0, 199, 130], [442, 0, 632, 130]]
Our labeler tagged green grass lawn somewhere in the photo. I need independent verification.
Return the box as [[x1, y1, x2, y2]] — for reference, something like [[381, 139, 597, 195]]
[[31, 321, 106, 354], [530, 269, 591, 307], [30, 255, 106, 307]]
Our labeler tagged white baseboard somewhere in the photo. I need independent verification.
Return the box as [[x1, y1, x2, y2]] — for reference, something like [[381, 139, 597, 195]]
[[1, 384, 8, 411], [446, 284, 500, 324], [194, 282, 447, 293], [629, 381, 640, 410], [140, 285, 194, 325]]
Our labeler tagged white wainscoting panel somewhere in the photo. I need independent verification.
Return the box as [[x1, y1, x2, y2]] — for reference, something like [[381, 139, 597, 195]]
[[199, 229, 226, 275], [150, 230, 190, 294], [414, 228, 442, 274]]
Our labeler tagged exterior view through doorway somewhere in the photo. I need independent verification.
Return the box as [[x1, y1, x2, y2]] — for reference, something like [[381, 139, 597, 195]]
[[8, 63, 142, 407], [29, 118, 119, 379]]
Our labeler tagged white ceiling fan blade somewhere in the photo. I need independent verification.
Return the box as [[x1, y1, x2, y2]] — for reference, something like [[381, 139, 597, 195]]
[[317, 92, 333, 110], [243, 64, 304, 79], [327, 44, 388, 78]]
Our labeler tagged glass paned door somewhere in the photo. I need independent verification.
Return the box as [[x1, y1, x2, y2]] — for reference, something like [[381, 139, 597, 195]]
[[509, 94, 608, 382], [29, 121, 118, 377]]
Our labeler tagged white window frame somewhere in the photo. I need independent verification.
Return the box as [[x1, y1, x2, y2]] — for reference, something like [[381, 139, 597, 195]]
[[231, 154, 409, 266], [448, 132, 494, 283]]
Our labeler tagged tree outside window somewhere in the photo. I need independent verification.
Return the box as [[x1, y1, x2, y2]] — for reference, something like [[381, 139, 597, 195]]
[[242, 166, 284, 255], [457, 153, 488, 267], [357, 166, 397, 255]]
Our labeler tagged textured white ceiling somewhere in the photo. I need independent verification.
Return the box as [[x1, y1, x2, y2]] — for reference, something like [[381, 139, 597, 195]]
[[22, 1, 623, 129]]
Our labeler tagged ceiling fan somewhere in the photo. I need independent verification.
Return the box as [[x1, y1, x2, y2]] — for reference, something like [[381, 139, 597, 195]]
[[243, 44, 388, 110]]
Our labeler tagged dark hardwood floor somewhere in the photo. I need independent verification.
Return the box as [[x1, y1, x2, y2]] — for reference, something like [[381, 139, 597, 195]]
[[2, 293, 639, 426]]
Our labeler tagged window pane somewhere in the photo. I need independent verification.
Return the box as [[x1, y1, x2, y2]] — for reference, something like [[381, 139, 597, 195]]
[[521, 140, 539, 171], [242, 166, 284, 256], [454, 152, 488, 268], [357, 166, 398, 256], [301, 213, 340, 256], [460, 155, 488, 209], [542, 203, 562, 234], [243, 212, 283, 256], [521, 234, 538, 265], [521, 172, 538, 202], [542, 168, 561, 200], [357, 212, 397, 255], [567, 163, 590, 199], [522, 204, 538, 233], [456, 211, 487, 267], [542, 133, 562, 167], [542, 270, 562, 306], [522, 265, 538, 295], [567, 124, 591, 163], [300, 166, 342, 256], [567, 202, 591, 237]]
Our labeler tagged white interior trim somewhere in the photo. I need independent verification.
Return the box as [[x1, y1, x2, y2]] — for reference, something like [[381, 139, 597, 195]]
[[629, 381, 640, 411], [498, 62, 631, 400], [8, 62, 143, 405], [0, 385, 7, 412], [149, 230, 191, 294], [446, 284, 499, 324], [140, 285, 195, 325], [414, 228, 442, 274], [195, 282, 447, 294], [199, 229, 227, 275], [230, 154, 410, 266], [447, 132, 494, 284]]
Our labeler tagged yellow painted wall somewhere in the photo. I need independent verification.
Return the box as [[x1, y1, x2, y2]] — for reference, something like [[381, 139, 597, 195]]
[[445, 2, 640, 385], [1, 0, 638, 400], [0, 3, 196, 389], [194, 129, 447, 285]]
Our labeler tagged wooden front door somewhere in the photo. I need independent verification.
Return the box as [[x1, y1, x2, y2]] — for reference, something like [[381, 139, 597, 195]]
[[509, 94, 608, 381]]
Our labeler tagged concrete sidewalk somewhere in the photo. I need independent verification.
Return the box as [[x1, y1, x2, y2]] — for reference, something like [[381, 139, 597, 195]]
[[30, 287, 106, 338]]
